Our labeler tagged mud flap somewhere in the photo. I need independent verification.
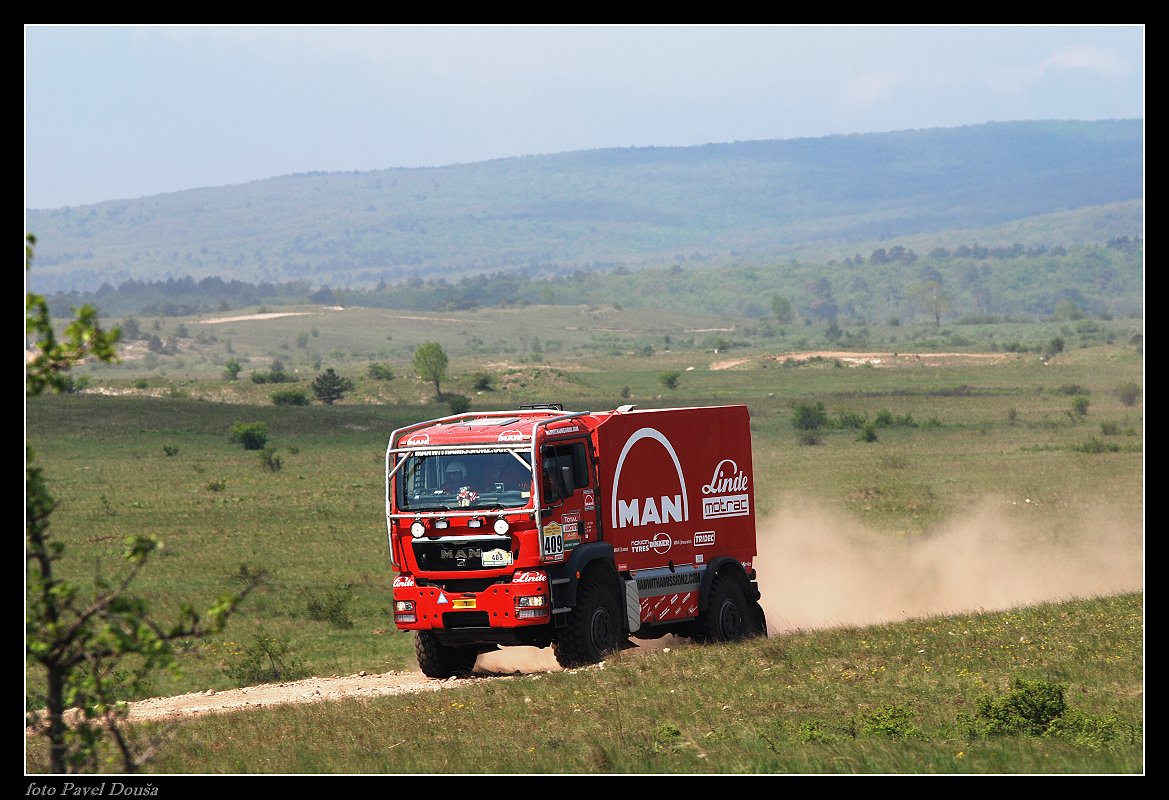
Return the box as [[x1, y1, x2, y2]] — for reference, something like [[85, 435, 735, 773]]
[[623, 578, 641, 634]]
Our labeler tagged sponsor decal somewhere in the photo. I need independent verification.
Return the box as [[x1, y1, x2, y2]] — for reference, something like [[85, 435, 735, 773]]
[[696, 554, 704, 563], [549, 425, 580, 435], [583, 490, 595, 511], [630, 531, 673, 555], [611, 428, 690, 528], [392, 575, 415, 588], [584, 520, 595, 536], [452, 598, 477, 609], [512, 570, 547, 584], [405, 433, 430, 446], [562, 512, 580, 523], [636, 571, 701, 591], [701, 458, 751, 520], [498, 430, 525, 442], [694, 531, 717, 547]]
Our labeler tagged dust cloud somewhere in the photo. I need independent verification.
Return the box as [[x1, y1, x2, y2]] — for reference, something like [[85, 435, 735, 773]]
[[754, 494, 1144, 634], [474, 495, 1142, 672]]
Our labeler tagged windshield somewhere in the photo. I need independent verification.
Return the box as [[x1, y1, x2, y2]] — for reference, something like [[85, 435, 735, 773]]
[[397, 450, 533, 512]]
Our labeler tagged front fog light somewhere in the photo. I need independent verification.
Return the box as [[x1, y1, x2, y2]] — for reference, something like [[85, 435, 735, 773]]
[[493, 518, 510, 535], [410, 521, 426, 538]]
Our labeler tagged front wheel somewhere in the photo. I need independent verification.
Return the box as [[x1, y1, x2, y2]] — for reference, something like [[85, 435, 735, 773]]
[[693, 573, 751, 643], [554, 577, 622, 668], [415, 631, 479, 679]]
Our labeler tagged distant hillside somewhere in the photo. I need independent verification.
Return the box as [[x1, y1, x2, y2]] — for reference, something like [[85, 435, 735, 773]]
[[26, 119, 1143, 294]]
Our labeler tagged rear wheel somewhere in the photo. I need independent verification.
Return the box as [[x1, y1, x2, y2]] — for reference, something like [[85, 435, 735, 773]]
[[554, 576, 622, 668], [415, 631, 479, 679], [694, 573, 750, 643]]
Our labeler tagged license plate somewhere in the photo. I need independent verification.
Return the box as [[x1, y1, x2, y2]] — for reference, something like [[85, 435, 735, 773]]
[[452, 598, 477, 609]]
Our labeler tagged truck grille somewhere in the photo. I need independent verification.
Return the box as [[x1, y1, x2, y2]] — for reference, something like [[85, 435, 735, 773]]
[[412, 538, 510, 571]]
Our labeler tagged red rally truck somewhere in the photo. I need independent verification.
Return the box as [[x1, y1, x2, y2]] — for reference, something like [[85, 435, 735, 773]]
[[386, 403, 766, 677]]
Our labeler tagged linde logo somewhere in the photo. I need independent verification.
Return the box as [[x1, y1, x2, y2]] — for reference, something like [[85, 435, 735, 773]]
[[405, 433, 429, 446], [497, 430, 524, 442], [701, 458, 751, 520], [513, 570, 547, 583], [611, 427, 690, 528], [393, 575, 415, 587]]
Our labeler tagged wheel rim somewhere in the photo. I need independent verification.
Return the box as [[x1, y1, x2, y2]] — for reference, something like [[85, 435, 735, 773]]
[[718, 600, 743, 639], [590, 608, 615, 653]]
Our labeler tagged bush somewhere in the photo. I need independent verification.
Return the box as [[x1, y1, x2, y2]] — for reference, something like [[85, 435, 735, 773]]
[[229, 421, 269, 450], [1070, 395, 1090, 419], [792, 402, 827, 431], [973, 678, 1067, 736], [259, 448, 283, 472], [659, 370, 681, 390], [857, 422, 879, 443], [163, 445, 179, 457], [368, 363, 395, 381], [858, 705, 922, 739], [222, 632, 309, 684], [1117, 381, 1141, 407], [471, 371, 494, 391], [447, 394, 471, 414], [300, 584, 354, 629], [271, 389, 309, 406], [836, 409, 867, 430]]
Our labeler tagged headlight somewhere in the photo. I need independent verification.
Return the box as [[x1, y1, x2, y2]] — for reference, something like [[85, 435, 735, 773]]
[[410, 521, 426, 537], [493, 518, 510, 535]]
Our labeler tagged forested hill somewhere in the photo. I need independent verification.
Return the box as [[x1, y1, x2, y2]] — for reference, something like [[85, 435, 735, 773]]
[[26, 119, 1143, 294]]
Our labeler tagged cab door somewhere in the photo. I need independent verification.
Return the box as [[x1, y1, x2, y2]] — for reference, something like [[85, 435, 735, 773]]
[[538, 438, 598, 564]]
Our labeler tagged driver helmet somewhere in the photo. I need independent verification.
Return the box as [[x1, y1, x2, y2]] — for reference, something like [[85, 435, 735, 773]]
[[445, 461, 467, 485]]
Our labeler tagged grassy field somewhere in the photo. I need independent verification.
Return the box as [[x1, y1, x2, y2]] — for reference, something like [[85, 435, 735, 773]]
[[25, 309, 1144, 774]]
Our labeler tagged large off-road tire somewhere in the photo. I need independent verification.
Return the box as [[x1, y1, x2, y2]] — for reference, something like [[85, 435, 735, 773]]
[[553, 577, 622, 668], [414, 631, 479, 679], [693, 572, 751, 643]]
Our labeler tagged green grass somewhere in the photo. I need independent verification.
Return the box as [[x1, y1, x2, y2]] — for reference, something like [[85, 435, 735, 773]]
[[26, 331, 1143, 773], [26, 593, 1143, 774]]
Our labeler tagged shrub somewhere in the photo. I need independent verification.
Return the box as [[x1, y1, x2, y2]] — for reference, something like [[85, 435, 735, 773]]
[[798, 432, 822, 446], [874, 409, 894, 428], [1117, 381, 1141, 407], [659, 370, 681, 390], [447, 394, 471, 414], [301, 584, 354, 629], [973, 678, 1066, 736], [1058, 383, 1090, 396], [857, 422, 879, 443], [271, 389, 309, 406], [1100, 421, 1120, 436], [1070, 395, 1090, 419], [163, 445, 179, 457], [222, 632, 308, 684], [792, 402, 827, 431], [259, 448, 283, 473], [836, 409, 867, 430], [229, 421, 269, 450], [858, 705, 921, 739], [368, 363, 395, 381], [471, 371, 494, 391], [1073, 437, 1121, 454]]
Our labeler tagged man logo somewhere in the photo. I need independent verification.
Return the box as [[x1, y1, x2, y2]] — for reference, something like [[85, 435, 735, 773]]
[[611, 428, 690, 528]]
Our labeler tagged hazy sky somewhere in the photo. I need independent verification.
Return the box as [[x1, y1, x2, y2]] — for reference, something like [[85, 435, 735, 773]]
[[24, 25, 1144, 210]]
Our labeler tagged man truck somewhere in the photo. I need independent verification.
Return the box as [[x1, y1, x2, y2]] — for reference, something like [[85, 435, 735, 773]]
[[385, 403, 766, 677]]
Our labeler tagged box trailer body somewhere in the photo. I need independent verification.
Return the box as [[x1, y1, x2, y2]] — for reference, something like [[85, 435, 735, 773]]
[[385, 404, 765, 677]]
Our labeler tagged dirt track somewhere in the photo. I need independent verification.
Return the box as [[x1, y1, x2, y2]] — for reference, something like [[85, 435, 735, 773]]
[[123, 646, 572, 723]]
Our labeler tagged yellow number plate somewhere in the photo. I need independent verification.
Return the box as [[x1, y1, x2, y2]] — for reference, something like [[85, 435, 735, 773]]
[[452, 598, 477, 609]]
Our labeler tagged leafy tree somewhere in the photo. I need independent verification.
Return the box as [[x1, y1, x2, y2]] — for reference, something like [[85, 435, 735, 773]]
[[224, 357, 242, 381], [311, 368, 355, 405], [26, 234, 259, 773], [414, 341, 449, 401], [659, 370, 681, 390], [771, 294, 794, 325]]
